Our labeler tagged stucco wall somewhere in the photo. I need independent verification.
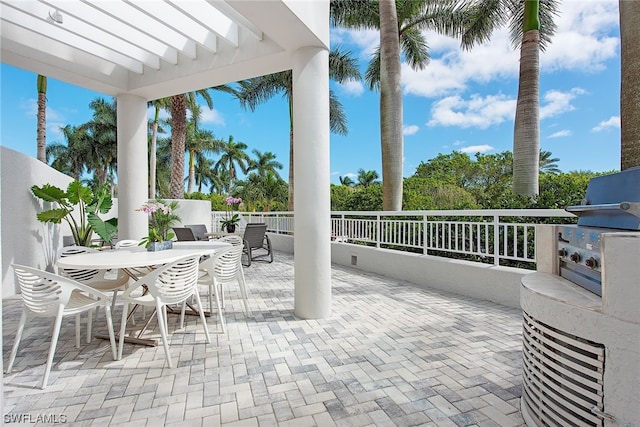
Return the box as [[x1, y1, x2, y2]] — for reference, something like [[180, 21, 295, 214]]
[[1, 147, 74, 296], [269, 233, 526, 309]]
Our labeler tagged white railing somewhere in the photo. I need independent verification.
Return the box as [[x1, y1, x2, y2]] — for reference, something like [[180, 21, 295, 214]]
[[213, 209, 576, 268]]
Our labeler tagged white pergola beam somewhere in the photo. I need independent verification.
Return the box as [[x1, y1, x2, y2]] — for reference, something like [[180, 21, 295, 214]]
[[1, 29, 117, 77], [85, 0, 197, 60], [167, 0, 238, 47], [208, 0, 263, 41], [124, 0, 217, 54], [42, 0, 179, 65], [1, 2, 143, 73]]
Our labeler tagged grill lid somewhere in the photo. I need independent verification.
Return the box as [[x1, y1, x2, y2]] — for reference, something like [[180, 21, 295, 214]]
[[565, 167, 640, 230]]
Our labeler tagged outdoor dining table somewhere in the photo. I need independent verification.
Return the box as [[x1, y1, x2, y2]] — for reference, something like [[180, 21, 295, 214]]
[[57, 240, 232, 346]]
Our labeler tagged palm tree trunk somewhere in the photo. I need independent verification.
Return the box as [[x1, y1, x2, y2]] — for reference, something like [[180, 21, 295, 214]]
[[187, 150, 195, 194], [37, 75, 47, 163], [379, 0, 403, 211], [512, 24, 541, 195], [150, 107, 159, 198], [170, 95, 187, 199], [620, 0, 640, 170]]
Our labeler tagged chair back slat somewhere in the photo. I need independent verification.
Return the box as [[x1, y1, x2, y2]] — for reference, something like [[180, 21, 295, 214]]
[[115, 239, 139, 248], [149, 256, 200, 304], [213, 245, 243, 280], [14, 268, 62, 315], [58, 246, 101, 281]]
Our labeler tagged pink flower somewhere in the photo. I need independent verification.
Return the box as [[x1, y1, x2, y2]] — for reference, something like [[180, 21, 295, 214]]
[[225, 196, 242, 206]]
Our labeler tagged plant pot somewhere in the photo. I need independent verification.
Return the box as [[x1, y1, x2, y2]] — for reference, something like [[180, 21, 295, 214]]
[[147, 240, 173, 252], [225, 224, 236, 233]]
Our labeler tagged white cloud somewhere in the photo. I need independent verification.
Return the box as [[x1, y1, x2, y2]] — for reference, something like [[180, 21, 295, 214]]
[[542, 0, 619, 72], [403, 125, 419, 136], [22, 98, 65, 121], [459, 145, 493, 154], [401, 0, 617, 99], [539, 88, 586, 119], [200, 107, 225, 125], [343, 172, 357, 178], [592, 116, 620, 132], [339, 80, 364, 96], [48, 122, 65, 139], [427, 93, 516, 129], [336, 27, 379, 60], [548, 130, 572, 138]]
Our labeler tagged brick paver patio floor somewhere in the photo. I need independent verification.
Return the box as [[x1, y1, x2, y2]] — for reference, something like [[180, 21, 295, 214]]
[[3, 251, 525, 426]]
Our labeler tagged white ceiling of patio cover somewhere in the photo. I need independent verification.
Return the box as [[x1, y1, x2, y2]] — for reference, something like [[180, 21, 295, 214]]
[[0, 0, 328, 99]]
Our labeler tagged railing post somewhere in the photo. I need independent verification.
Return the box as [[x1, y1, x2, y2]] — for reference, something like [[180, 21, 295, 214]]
[[493, 214, 500, 266], [423, 214, 428, 255], [376, 214, 381, 248]]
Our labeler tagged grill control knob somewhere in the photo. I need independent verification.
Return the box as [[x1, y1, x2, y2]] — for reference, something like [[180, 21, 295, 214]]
[[585, 257, 598, 269], [558, 248, 568, 257], [570, 252, 581, 263]]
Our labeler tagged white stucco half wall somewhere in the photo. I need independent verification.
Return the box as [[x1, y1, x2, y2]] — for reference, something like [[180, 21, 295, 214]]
[[269, 233, 526, 309], [1, 146, 74, 296]]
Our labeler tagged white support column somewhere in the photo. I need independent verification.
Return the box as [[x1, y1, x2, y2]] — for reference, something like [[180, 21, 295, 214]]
[[293, 46, 331, 319], [116, 94, 148, 240]]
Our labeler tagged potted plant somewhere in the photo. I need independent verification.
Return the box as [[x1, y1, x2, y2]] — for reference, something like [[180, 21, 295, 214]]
[[137, 199, 181, 251], [31, 181, 118, 247], [220, 196, 242, 233]]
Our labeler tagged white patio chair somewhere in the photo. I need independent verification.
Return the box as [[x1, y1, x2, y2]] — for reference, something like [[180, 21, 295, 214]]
[[58, 245, 132, 334], [6, 264, 117, 389], [198, 236, 249, 334], [118, 254, 209, 368]]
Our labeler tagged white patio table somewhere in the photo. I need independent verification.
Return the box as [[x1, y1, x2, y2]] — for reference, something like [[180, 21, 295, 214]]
[[57, 240, 232, 346]]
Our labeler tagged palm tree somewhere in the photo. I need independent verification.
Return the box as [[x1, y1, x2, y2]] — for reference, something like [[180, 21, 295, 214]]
[[512, 0, 542, 195], [457, 0, 559, 195], [379, 0, 402, 210], [248, 149, 283, 178], [155, 136, 172, 198], [235, 46, 361, 210], [169, 90, 213, 199], [148, 97, 170, 198], [235, 171, 288, 211], [339, 175, 355, 187], [36, 75, 47, 163], [214, 135, 250, 193], [84, 97, 118, 189], [331, 0, 477, 210], [539, 150, 560, 174], [620, 0, 640, 170], [184, 105, 224, 194], [47, 124, 90, 180], [193, 156, 217, 193], [357, 169, 380, 187]]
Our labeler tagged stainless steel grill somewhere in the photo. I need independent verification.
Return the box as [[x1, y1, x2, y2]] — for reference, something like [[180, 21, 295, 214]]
[[557, 167, 640, 296]]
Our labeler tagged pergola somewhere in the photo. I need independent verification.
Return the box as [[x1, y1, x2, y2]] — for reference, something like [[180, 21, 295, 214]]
[[0, 0, 331, 319]]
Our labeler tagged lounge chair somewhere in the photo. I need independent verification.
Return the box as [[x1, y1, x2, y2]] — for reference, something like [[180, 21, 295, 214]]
[[186, 224, 210, 241], [242, 223, 273, 267], [173, 227, 197, 241]]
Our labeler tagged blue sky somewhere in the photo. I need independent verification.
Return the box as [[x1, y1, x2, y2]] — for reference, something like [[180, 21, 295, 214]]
[[1, 0, 621, 186]]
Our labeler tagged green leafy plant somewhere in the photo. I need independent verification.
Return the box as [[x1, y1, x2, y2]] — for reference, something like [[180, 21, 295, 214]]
[[31, 181, 118, 246], [137, 199, 181, 248]]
